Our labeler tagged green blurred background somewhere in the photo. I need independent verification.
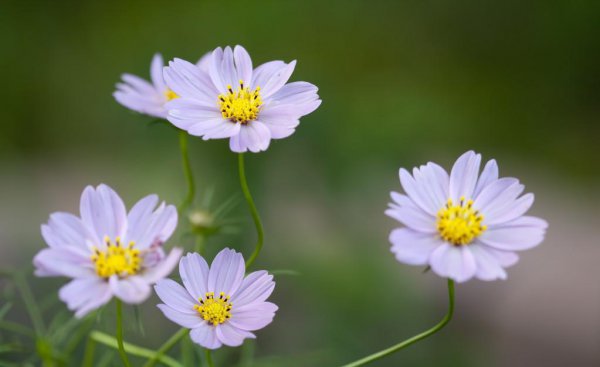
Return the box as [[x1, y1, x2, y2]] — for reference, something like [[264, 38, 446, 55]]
[[1, 0, 599, 366]]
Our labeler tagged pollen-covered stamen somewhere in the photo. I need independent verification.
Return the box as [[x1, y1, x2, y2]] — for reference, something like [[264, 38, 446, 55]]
[[91, 237, 141, 278], [436, 196, 487, 246], [218, 80, 262, 124], [164, 89, 179, 101], [194, 291, 233, 326]]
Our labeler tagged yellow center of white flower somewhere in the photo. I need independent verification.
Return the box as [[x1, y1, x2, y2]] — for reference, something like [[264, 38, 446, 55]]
[[91, 237, 141, 278], [194, 292, 233, 326], [436, 197, 487, 246], [164, 89, 179, 101], [218, 80, 262, 124]]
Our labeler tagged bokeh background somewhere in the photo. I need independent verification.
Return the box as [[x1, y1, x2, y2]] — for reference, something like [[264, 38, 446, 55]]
[[1, 0, 599, 366]]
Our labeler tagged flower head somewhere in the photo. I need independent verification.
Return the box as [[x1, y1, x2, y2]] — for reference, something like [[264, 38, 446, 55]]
[[386, 151, 548, 283], [163, 45, 321, 153], [155, 249, 277, 349], [34, 184, 182, 317]]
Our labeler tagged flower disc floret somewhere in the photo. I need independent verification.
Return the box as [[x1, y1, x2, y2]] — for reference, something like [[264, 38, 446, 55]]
[[436, 197, 487, 246], [91, 237, 141, 278], [194, 292, 232, 326], [218, 81, 262, 123]]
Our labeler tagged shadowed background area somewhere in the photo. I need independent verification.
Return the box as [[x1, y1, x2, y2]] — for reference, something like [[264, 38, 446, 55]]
[[1, 0, 599, 366]]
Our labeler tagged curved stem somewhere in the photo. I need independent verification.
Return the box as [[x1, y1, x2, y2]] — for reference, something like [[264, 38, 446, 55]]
[[115, 299, 132, 367], [238, 153, 264, 269], [340, 279, 455, 367], [178, 130, 196, 213], [205, 349, 215, 367], [90, 331, 182, 367], [143, 328, 189, 367]]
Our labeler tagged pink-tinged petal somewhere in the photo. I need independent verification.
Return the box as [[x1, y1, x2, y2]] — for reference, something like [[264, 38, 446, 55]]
[[150, 53, 166, 92], [109, 276, 151, 304], [260, 60, 296, 99], [196, 52, 211, 72], [154, 279, 197, 314], [485, 193, 535, 226], [142, 247, 182, 283], [179, 253, 209, 299], [449, 151, 481, 202], [33, 247, 94, 278], [231, 271, 275, 307], [164, 58, 218, 103], [113, 89, 166, 119], [59, 277, 112, 318], [257, 117, 299, 139], [229, 121, 272, 153], [469, 244, 509, 281], [234, 45, 253, 84], [157, 304, 203, 329], [121, 74, 156, 95], [80, 184, 127, 242], [429, 244, 477, 283], [399, 168, 439, 215], [125, 194, 158, 241], [269, 81, 319, 105], [42, 212, 91, 248], [190, 324, 222, 349], [230, 302, 277, 331], [479, 216, 547, 251], [208, 47, 227, 94], [216, 323, 255, 347], [126, 201, 177, 250], [473, 159, 498, 197], [417, 163, 449, 211], [208, 249, 245, 296], [251, 61, 285, 90], [472, 178, 521, 214], [197, 120, 241, 140], [384, 205, 436, 233], [389, 228, 443, 265]]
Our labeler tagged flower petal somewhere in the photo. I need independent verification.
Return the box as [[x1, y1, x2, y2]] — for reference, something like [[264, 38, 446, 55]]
[[154, 279, 197, 314], [469, 244, 510, 281], [234, 45, 253, 84], [479, 216, 548, 251], [179, 252, 210, 299], [33, 247, 94, 278], [230, 301, 277, 331], [231, 271, 275, 307], [164, 58, 218, 104], [229, 121, 271, 153], [41, 212, 91, 249], [473, 159, 498, 197], [216, 323, 255, 347], [449, 151, 481, 202], [190, 324, 222, 349], [142, 247, 182, 283], [59, 277, 112, 318], [208, 249, 245, 296], [126, 200, 177, 250], [150, 53, 166, 92], [109, 275, 151, 304], [389, 228, 443, 265], [157, 304, 203, 329], [80, 184, 127, 243], [429, 244, 477, 283]]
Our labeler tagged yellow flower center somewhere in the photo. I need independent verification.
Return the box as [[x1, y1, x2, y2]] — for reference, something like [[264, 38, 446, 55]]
[[91, 237, 141, 278], [436, 197, 487, 246], [218, 80, 262, 124], [194, 292, 233, 326], [164, 89, 179, 101]]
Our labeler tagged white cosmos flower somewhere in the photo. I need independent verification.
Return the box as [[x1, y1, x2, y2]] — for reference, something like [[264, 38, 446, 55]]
[[114, 53, 210, 119], [33, 184, 182, 317], [163, 45, 321, 153], [386, 151, 548, 283]]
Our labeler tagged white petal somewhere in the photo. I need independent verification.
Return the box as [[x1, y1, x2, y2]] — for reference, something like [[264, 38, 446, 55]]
[[449, 151, 481, 201], [154, 279, 197, 314], [179, 252, 210, 299], [150, 53, 166, 92], [231, 271, 275, 307], [33, 247, 94, 278], [399, 168, 439, 215], [190, 324, 222, 349], [473, 159, 498, 197], [229, 121, 272, 153], [216, 323, 255, 347], [80, 184, 127, 242], [59, 277, 112, 318], [208, 248, 245, 296], [469, 244, 508, 281], [429, 244, 477, 283], [42, 212, 92, 248], [389, 228, 443, 265], [109, 276, 151, 304], [157, 304, 203, 329], [384, 205, 436, 233], [479, 216, 547, 251], [234, 45, 253, 84], [142, 247, 182, 283]]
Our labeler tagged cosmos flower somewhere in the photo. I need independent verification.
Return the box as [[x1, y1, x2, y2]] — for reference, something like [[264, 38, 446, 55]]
[[163, 45, 321, 153], [386, 151, 547, 283], [155, 249, 277, 349], [33, 184, 182, 317]]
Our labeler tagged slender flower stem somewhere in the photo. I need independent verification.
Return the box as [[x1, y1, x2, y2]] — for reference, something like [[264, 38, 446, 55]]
[[82, 337, 96, 367], [115, 299, 132, 367], [205, 349, 215, 367], [14, 273, 45, 336], [143, 328, 189, 367], [178, 130, 196, 213], [195, 234, 206, 255], [238, 153, 264, 269], [90, 331, 182, 367], [340, 279, 455, 367]]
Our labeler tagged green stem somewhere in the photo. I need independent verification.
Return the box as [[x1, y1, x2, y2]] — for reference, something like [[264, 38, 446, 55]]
[[178, 130, 196, 213], [143, 328, 189, 367], [82, 337, 96, 367], [205, 349, 215, 367], [115, 300, 132, 367], [340, 279, 455, 367], [195, 234, 206, 255], [238, 153, 264, 269], [90, 331, 182, 367], [14, 273, 45, 336]]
